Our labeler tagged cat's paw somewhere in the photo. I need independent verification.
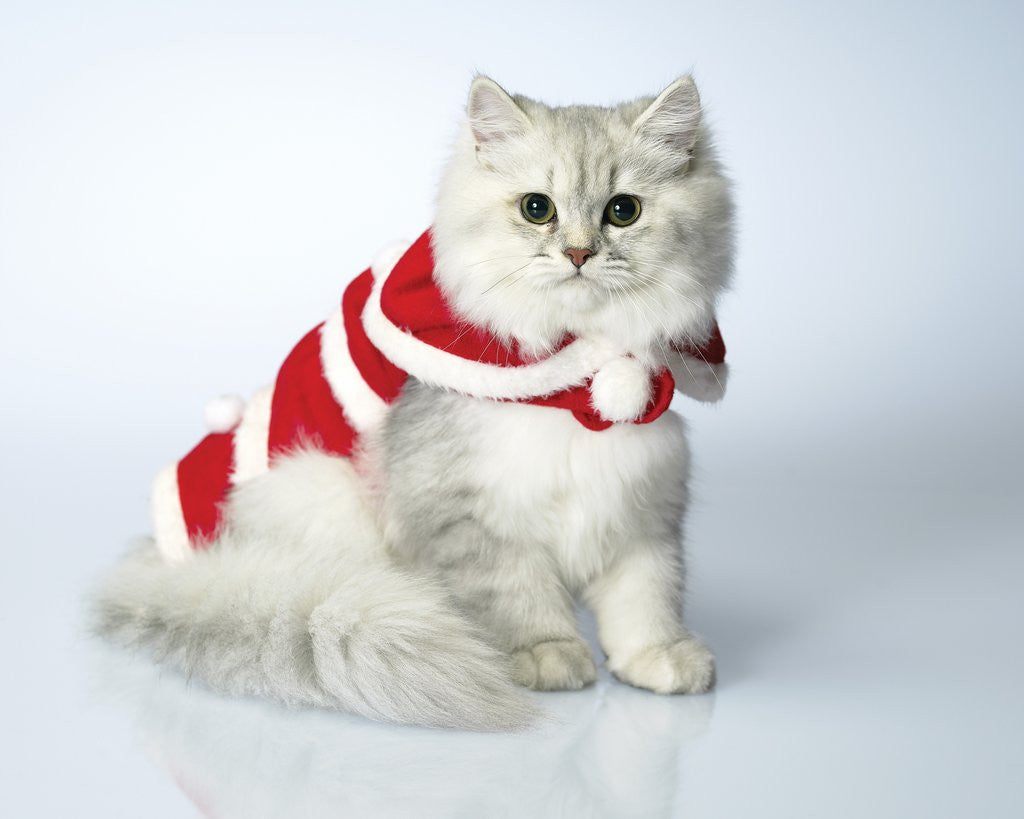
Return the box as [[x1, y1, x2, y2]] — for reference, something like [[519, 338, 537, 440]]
[[611, 637, 715, 694], [510, 638, 597, 691]]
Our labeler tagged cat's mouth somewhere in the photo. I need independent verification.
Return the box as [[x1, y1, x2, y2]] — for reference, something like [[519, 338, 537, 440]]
[[553, 269, 618, 294], [556, 266, 600, 283], [554, 271, 599, 291]]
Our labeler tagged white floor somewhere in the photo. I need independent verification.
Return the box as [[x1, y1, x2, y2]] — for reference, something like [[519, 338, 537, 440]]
[[2, 427, 1021, 819]]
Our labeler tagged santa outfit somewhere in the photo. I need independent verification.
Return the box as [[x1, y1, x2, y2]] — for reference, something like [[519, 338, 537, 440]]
[[152, 230, 727, 562]]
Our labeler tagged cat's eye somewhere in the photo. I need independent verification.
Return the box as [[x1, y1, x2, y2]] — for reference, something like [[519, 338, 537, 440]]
[[605, 195, 642, 227], [520, 193, 556, 224]]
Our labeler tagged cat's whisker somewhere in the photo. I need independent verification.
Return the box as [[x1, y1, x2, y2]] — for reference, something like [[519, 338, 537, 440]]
[[605, 278, 665, 361], [464, 254, 538, 269], [620, 281, 677, 361], [683, 341, 726, 392], [631, 260, 714, 296], [616, 267, 699, 300], [439, 321, 480, 353], [625, 266, 708, 308], [475, 331, 498, 363], [628, 271, 723, 388], [674, 346, 699, 385], [622, 281, 693, 367], [479, 258, 538, 296], [633, 281, 725, 392]]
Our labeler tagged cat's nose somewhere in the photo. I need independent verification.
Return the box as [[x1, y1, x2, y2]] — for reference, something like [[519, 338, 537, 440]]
[[564, 247, 594, 268]]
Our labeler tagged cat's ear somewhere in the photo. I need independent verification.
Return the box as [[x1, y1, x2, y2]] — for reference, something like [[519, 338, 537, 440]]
[[633, 75, 702, 154], [467, 76, 530, 146]]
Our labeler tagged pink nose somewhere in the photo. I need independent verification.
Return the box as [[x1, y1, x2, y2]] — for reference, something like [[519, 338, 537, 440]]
[[564, 247, 594, 268]]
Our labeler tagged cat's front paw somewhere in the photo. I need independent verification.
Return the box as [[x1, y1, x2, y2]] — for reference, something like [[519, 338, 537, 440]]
[[611, 637, 715, 694], [510, 638, 597, 691]]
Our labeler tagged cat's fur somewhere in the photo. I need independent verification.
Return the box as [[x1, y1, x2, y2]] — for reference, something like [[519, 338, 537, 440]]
[[93, 75, 734, 731]]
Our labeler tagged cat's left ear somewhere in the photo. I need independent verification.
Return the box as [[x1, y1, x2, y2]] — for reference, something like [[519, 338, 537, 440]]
[[633, 75, 702, 155], [467, 75, 530, 146]]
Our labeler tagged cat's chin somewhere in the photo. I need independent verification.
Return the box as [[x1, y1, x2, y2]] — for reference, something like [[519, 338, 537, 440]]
[[549, 275, 606, 312]]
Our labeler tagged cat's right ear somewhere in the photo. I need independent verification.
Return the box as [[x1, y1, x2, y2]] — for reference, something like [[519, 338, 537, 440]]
[[632, 75, 702, 155], [467, 76, 529, 146]]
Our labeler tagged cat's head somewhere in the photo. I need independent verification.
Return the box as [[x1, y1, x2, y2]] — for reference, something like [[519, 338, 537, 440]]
[[432, 75, 734, 363]]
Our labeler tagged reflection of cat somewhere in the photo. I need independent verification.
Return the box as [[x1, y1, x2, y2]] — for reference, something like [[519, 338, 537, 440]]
[[93, 75, 735, 731], [95, 640, 714, 819]]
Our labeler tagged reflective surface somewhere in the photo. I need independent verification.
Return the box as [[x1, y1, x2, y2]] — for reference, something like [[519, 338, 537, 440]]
[[3, 437, 1021, 817], [90, 646, 713, 818]]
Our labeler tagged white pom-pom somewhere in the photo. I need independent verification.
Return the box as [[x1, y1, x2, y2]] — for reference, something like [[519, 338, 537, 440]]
[[203, 393, 245, 433], [590, 356, 652, 423], [371, 240, 412, 280]]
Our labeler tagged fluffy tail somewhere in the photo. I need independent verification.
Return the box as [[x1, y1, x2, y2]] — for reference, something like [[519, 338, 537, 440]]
[[90, 451, 537, 732]]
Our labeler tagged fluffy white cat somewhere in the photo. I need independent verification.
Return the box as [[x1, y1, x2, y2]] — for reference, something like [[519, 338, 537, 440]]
[[94, 74, 735, 731]]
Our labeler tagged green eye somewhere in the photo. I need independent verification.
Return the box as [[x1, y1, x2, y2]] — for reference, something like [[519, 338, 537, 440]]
[[605, 195, 641, 227], [521, 193, 556, 224]]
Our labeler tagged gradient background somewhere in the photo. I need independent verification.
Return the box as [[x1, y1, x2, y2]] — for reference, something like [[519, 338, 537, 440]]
[[2, 1, 1022, 816]]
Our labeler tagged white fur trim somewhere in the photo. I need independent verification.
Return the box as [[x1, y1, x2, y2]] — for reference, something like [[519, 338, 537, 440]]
[[319, 307, 388, 432], [371, 240, 412, 280], [670, 354, 729, 403], [590, 357, 653, 422], [362, 255, 618, 401], [152, 463, 191, 563], [203, 394, 245, 433], [231, 385, 273, 484]]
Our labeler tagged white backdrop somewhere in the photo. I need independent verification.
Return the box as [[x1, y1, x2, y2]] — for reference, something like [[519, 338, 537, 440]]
[[3, 0, 1021, 493], [2, 1, 1022, 817]]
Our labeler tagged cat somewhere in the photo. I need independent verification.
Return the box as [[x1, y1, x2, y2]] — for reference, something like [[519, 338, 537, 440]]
[[92, 74, 735, 731]]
